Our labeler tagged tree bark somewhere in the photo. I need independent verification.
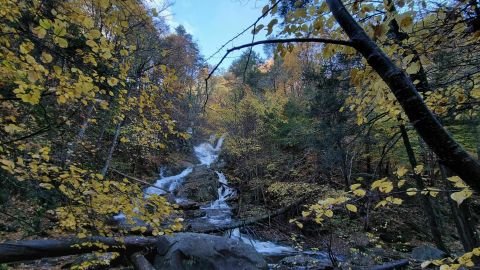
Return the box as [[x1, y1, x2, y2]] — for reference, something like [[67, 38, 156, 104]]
[[101, 119, 124, 176], [399, 123, 448, 252], [0, 236, 159, 264], [326, 0, 480, 192], [130, 252, 156, 270], [64, 103, 95, 165], [439, 164, 479, 252]]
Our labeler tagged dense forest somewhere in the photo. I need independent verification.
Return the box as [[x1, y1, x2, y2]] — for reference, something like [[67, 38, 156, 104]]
[[1, 0, 480, 269]]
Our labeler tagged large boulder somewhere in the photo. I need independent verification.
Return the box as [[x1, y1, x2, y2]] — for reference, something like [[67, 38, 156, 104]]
[[154, 233, 268, 270], [176, 166, 219, 203], [411, 245, 446, 261]]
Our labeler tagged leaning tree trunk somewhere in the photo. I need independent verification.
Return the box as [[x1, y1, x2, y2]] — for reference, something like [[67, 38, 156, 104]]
[[439, 164, 478, 252], [399, 123, 448, 252], [326, 0, 480, 192]]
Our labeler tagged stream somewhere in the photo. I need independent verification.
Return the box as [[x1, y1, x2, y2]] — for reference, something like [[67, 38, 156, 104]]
[[117, 135, 340, 267]]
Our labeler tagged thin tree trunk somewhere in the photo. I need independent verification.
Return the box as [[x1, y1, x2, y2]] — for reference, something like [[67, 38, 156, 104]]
[[399, 123, 448, 252], [101, 119, 124, 176], [439, 164, 478, 252], [64, 103, 95, 164], [326, 0, 480, 192]]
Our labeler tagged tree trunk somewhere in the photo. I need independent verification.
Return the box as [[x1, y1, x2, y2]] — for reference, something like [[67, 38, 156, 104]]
[[0, 236, 158, 264], [326, 0, 480, 192], [101, 119, 124, 176], [439, 164, 479, 252], [399, 123, 448, 252], [130, 252, 156, 270], [64, 103, 95, 165]]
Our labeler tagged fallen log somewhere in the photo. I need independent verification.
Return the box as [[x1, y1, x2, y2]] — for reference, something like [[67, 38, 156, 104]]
[[130, 252, 156, 270], [367, 259, 409, 270], [0, 236, 158, 264], [110, 168, 168, 193], [194, 195, 310, 233]]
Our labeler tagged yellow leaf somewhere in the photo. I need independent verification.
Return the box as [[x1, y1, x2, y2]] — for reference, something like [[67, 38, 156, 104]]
[[421, 261, 431, 268], [350, 183, 361, 191], [107, 77, 118, 86], [83, 17, 95, 28], [55, 37, 68, 48], [391, 198, 403, 205], [406, 62, 420, 74], [353, 189, 366, 197], [39, 183, 54, 190], [33, 26, 47, 38], [346, 204, 357, 213], [41, 52, 53, 63], [87, 29, 101, 39], [414, 164, 424, 174], [375, 200, 387, 208], [324, 209, 333, 217], [302, 211, 311, 217], [406, 188, 417, 196], [99, 0, 110, 9], [396, 166, 408, 177], [451, 189, 473, 206], [0, 159, 15, 173], [397, 179, 406, 188]]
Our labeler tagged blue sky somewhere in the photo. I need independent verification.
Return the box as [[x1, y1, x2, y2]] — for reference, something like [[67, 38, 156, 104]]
[[158, 0, 271, 69]]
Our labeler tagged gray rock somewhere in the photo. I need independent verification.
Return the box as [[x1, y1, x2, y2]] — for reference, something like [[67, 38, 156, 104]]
[[279, 254, 332, 269], [176, 166, 219, 203], [411, 245, 446, 261], [176, 199, 200, 210], [154, 233, 268, 270]]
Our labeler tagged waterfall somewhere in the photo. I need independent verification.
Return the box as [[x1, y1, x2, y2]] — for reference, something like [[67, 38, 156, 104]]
[[115, 134, 297, 256]]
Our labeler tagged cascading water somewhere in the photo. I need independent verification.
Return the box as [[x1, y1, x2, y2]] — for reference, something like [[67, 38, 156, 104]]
[[116, 134, 335, 262], [144, 167, 193, 196], [192, 135, 296, 255]]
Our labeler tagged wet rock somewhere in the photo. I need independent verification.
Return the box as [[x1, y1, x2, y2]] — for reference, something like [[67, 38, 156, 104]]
[[184, 209, 206, 219], [176, 166, 219, 203], [411, 245, 446, 261], [176, 199, 200, 210], [211, 158, 226, 170], [164, 161, 195, 176], [278, 254, 333, 269], [154, 232, 268, 270]]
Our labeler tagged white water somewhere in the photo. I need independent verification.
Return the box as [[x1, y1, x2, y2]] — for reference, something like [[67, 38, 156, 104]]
[[194, 136, 295, 255], [144, 167, 193, 196], [115, 134, 297, 255], [194, 134, 225, 166], [230, 228, 295, 255]]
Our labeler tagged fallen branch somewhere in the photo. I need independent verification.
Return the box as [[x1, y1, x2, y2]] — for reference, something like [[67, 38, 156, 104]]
[[194, 195, 310, 233], [111, 168, 168, 193], [0, 236, 159, 264]]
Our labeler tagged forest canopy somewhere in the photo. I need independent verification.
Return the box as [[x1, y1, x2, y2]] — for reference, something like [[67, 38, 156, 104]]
[[1, 0, 480, 269]]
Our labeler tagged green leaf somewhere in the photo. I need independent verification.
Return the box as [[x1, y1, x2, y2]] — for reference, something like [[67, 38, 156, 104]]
[[39, 19, 51, 29], [252, 24, 264, 34], [346, 204, 357, 213]]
